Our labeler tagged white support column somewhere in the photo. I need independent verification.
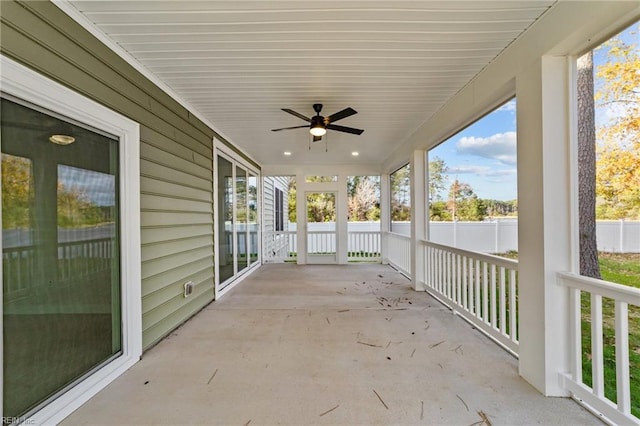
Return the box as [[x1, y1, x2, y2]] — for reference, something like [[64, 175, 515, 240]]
[[410, 150, 426, 291], [296, 172, 306, 264], [380, 173, 390, 265], [516, 56, 571, 396], [337, 174, 349, 264]]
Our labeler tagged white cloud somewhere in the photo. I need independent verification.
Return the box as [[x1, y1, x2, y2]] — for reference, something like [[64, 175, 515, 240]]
[[497, 99, 516, 113], [456, 131, 517, 165], [446, 165, 516, 178]]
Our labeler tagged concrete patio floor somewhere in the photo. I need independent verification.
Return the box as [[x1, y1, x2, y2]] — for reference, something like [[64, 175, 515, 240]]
[[63, 264, 600, 425]]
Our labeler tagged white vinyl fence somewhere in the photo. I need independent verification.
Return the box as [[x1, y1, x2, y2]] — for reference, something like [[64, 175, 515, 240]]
[[393, 220, 639, 254]]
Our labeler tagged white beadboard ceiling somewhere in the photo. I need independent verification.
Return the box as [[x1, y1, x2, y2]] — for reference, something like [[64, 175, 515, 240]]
[[65, 1, 555, 167]]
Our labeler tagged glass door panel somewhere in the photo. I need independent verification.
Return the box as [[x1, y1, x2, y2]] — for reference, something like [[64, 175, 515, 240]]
[[248, 174, 258, 265], [306, 192, 337, 264], [217, 156, 234, 285], [235, 166, 248, 273], [2, 97, 121, 418]]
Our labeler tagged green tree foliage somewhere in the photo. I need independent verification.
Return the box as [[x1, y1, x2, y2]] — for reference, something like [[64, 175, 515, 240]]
[[1, 154, 33, 229], [429, 201, 452, 221], [428, 156, 448, 201], [594, 25, 640, 220], [446, 179, 487, 221], [57, 184, 110, 228], [390, 164, 411, 221], [287, 176, 297, 223], [2, 154, 111, 229], [306, 192, 336, 222]]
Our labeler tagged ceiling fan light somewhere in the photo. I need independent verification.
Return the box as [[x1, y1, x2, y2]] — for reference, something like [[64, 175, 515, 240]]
[[310, 125, 326, 137]]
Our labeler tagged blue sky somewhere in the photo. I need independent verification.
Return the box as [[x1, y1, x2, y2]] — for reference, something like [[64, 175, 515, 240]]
[[429, 99, 517, 201], [429, 22, 637, 202]]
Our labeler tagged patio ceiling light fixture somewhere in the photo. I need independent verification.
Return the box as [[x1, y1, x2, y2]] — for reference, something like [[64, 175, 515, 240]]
[[49, 134, 76, 145], [309, 118, 327, 137]]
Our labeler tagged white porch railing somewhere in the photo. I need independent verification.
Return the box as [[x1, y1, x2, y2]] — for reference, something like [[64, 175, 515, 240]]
[[422, 240, 519, 355], [348, 231, 380, 262], [387, 232, 411, 276], [558, 272, 640, 425], [262, 231, 296, 262], [306, 231, 336, 255]]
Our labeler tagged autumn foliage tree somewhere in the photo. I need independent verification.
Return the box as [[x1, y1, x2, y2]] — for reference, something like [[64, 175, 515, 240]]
[[594, 26, 640, 220]]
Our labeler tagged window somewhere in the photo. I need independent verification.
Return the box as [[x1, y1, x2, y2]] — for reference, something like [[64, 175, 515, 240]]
[[574, 22, 639, 418], [305, 175, 337, 183], [1, 56, 140, 424], [427, 98, 517, 256], [275, 188, 284, 231], [390, 164, 411, 235]]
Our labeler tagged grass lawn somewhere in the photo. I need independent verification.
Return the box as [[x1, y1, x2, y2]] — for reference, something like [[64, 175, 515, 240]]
[[582, 253, 639, 419], [494, 251, 639, 418]]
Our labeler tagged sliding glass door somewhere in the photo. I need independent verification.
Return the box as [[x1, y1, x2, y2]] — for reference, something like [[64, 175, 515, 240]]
[[216, 151, 259, 290], [2, 97, 121, 418]]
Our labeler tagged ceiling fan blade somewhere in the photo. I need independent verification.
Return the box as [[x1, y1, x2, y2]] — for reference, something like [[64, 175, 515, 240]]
[[326, 124, 364, 135], [326, 107, 357, 123], [271, 125, 309, 132], [313, 135, 322, 142], [282, 109, 311, 122]]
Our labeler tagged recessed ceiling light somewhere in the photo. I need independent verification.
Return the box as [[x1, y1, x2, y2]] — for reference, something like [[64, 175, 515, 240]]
[[284, 151, 292, 156], [49, 134, 76, 145], [351, 151, 359, 156]]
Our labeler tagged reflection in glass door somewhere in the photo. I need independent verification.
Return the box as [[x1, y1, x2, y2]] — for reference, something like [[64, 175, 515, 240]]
[[235, 165, 248, 273], [2, 97, 121, 418], [306, 192, 337, 264], [217, 156, 234, 284], [248, 174, 259, 265]]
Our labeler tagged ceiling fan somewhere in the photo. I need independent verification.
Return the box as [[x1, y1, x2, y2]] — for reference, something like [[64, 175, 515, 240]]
[[271, 103, 364, 141]]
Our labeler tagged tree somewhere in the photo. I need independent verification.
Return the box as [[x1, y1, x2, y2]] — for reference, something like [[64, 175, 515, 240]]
[[577, 50, 601, 279], [347, 176, 380, 221], [428, 156, 448, 201], [390, 165, 411, 221], [287, 177, 297, 223], [594, 27, 640, 220], [429, 200, 452, 221], [1, 154, 33, 229], [446, 179, 486, 221]]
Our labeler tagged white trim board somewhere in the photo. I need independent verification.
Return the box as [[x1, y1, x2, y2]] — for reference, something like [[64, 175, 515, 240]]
[[0, 55, 142, 425]]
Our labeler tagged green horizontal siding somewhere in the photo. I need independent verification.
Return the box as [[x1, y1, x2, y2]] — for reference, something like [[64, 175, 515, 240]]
[[0, 0, 259, 350]]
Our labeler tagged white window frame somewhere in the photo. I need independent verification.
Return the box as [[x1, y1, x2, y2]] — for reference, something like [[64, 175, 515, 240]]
[[0, 55, 142, 425]]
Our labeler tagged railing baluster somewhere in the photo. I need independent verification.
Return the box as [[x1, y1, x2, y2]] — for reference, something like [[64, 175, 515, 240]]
[[462, 255, 468, 310], [491, 264, 497, 329], [475, 259, 481, 316], [456, 254, 461, 305], [614, 301, 630, 415], [591, 293, 604, 398], [499, 267, 506, 335], [509, 269, 517, 342], [482, 262, 489, 323], [569, 287, 582, 383]]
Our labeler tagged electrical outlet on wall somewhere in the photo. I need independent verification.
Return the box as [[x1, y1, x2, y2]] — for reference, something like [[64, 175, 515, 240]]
[[184, 281, 194, 297]]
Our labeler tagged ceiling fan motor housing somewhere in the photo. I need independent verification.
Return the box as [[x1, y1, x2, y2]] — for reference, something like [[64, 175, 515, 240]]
[[311, 115, 325, 128]]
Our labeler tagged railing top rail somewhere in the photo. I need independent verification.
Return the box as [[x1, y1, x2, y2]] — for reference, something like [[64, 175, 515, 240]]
[[421, 239, 518, 270], [557, 272, 640, 306], [386, 231, 411, 240], [307, 231, 336, 234], [347, 231, 381, 234]]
